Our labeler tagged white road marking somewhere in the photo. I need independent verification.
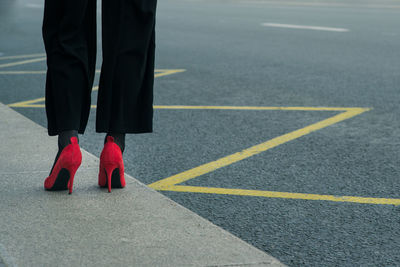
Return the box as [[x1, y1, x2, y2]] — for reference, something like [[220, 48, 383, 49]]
[[261, 23, 349, 32]]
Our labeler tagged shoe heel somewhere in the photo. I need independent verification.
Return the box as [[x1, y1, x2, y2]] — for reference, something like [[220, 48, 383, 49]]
[[67, 165, 79, 194], [99, 136, 125, 192], [104, 165, 117, 193]]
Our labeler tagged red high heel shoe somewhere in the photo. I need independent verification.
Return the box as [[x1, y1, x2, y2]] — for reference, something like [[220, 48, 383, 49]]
[[44, 137, 82, 194], [98, 136, 126, 192]]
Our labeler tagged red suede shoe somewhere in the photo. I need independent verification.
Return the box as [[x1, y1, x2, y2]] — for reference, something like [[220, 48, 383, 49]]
[[98, 136, 126, 192], [44, 137, 82, 194]]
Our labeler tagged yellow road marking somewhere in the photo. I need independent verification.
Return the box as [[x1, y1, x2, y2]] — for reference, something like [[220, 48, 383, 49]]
[[0, 57, 46, 69], [155, 69, 186, 77], [8, 86, 99, 107], [7, 69, 186, 107], [159, 186, 400, 206], [0, 53, 46, 61], [0, 68, 185, 75], [149, 107, 369, 189], [8, 97, 46, 108], [146, 106, 395, 206]]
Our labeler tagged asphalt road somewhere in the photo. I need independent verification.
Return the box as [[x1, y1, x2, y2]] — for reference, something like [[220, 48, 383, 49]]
[[1, 0, 400, 266]]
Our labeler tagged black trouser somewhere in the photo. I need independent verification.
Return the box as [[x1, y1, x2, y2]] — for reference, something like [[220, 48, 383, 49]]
[[42, 0, 157, 136]]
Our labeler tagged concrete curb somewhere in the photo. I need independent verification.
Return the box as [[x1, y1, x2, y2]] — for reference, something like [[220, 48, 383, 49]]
[[0, 102, 284, 267]]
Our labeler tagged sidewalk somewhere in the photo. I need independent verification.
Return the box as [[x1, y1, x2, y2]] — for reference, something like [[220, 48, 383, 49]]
[[0, 102, 284, 267]]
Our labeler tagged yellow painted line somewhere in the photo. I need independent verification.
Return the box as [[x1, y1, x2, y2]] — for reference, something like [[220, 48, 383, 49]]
[[0, 69, 185, 76], [8, 77, 186, 108], [8, 97, 45, 108], [154, 69, 186, 78], [8, 86, 99, 107], [0, 57, 46, 69], [12, 104, 45, 108], [148, 108, 370, 189], [6, 69, 186, 107], [159, 185, 400, 206], [97, 69, 185, 75], [0, 53, 46, 61]]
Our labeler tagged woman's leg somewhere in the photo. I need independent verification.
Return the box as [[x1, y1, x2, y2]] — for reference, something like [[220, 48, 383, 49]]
[[96, 0, 157, 135], [42, 0, 97, 136], [42, 0, 97, 182]]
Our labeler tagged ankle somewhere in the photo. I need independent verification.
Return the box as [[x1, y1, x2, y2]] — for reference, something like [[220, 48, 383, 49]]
[[105, 133, 125, 153], [58, 130, 78, 151]]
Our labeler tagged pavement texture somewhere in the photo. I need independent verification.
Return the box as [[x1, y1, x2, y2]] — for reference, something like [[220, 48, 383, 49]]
[[0, 102, 283, 266], [1, 0, 400, 266]]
